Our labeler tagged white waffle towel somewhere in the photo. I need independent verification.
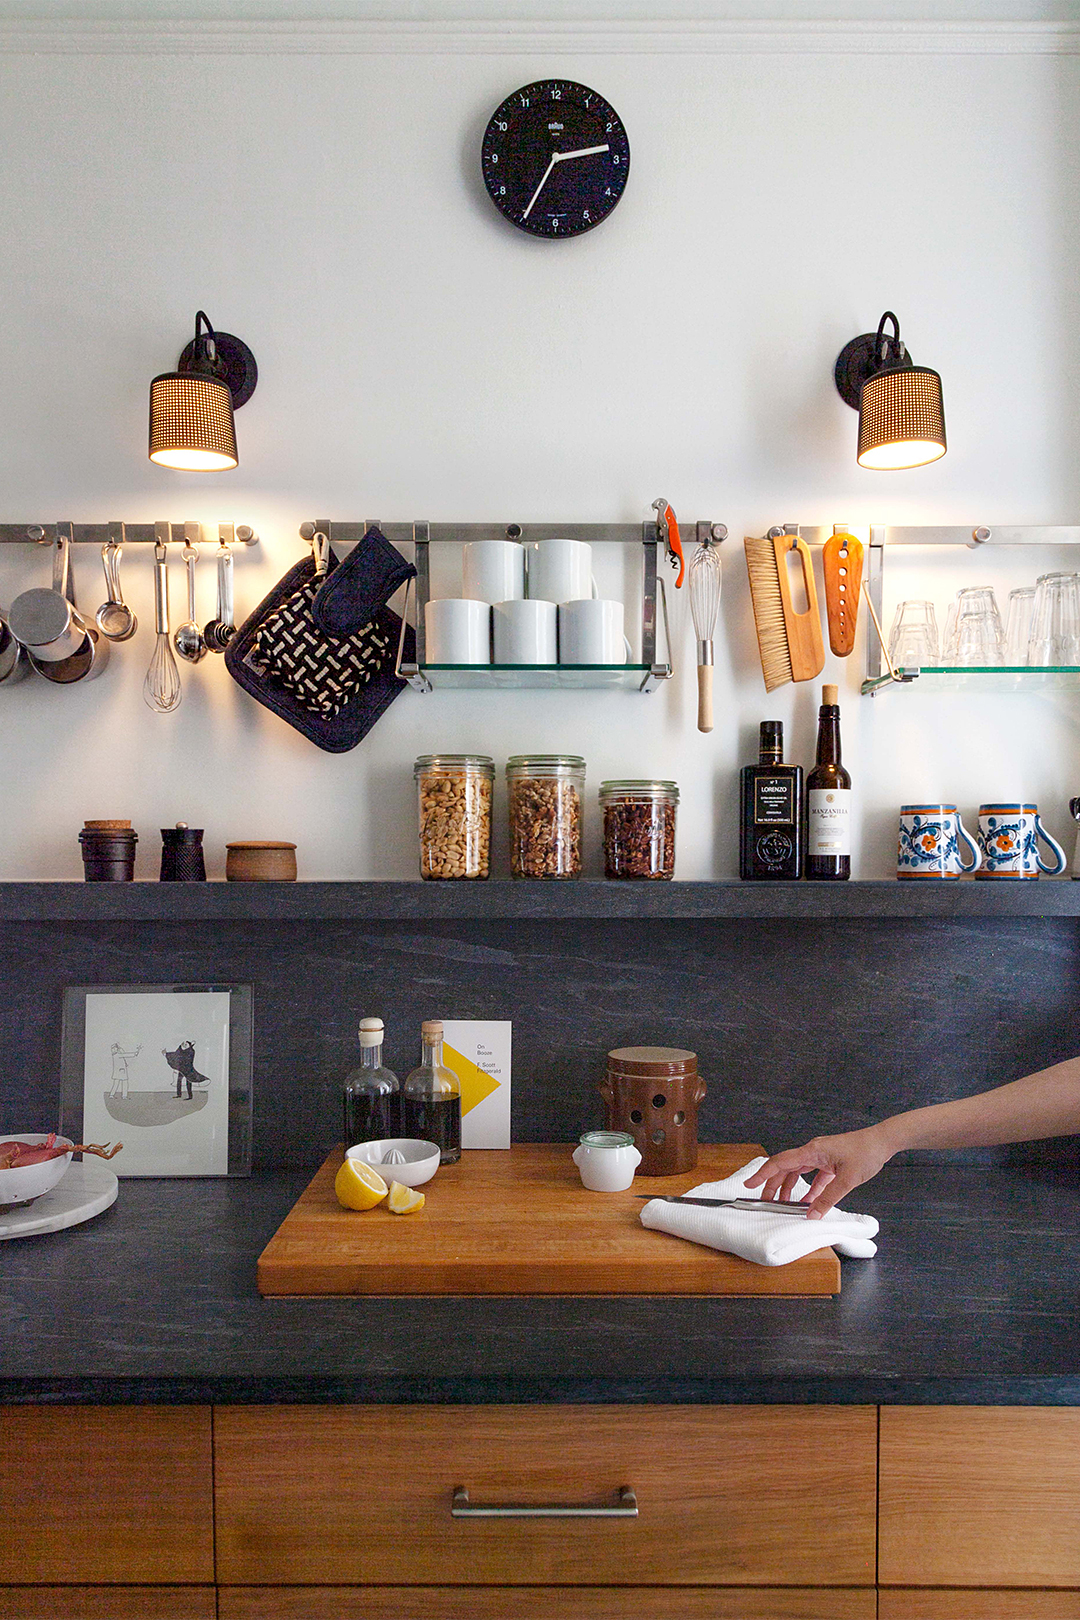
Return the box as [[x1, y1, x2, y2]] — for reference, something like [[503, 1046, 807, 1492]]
[[640, 1156, 879, 1267]]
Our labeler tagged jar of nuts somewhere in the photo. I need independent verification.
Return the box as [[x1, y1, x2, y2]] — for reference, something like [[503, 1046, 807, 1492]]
[[599, 780, 679, 881], [506, 755, 585, 880], [415, 755, 494, 880]]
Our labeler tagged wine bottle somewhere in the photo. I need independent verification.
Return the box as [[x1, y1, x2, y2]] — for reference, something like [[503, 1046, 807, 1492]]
[[403, 1019, 461, 1164], [342, 1017, 400, 1148], [806, 684, 851, 881], [739, 720, 803, 879]]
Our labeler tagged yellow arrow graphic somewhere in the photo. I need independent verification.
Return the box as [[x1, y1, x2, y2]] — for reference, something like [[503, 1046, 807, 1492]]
[[442, 1041, 501, 1118]]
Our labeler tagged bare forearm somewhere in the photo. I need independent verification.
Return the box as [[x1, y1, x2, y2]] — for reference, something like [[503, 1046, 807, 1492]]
[[875, 1056, 1080, 1157]]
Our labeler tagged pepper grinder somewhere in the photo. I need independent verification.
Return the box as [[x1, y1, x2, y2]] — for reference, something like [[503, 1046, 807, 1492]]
[[159, 823, 207, 882]]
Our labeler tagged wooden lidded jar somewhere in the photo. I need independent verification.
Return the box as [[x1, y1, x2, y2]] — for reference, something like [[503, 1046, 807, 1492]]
[[601, 1046, 705, 1177]]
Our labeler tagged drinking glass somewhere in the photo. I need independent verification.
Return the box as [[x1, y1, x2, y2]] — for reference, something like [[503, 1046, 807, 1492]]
[[950, 587, 1005, 666], [1027, 572, 1080, 666], [943, 587, 1003, 662], [888, 599, 940, 667], [1004, 587, 1035, 666]]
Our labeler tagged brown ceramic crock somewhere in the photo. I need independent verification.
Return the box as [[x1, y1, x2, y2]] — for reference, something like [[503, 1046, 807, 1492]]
[[601, 1045, 705, 1176]]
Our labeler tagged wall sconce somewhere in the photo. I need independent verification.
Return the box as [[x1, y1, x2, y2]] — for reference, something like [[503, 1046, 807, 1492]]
[[148, 311, 258, 471], [834, 311, 946, 470]]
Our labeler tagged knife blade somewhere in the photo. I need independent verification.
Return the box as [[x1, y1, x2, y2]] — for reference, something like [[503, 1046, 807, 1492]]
[[635, 1195, 811, 1217]]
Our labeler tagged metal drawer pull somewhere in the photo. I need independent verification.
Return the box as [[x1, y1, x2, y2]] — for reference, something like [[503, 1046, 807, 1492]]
[[451, 1485, 637, 1519]]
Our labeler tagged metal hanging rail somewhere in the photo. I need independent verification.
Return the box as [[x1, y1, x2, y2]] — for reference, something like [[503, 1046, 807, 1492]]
[[299, 517, 726, 694], [0, 523, 258, 546], [779, 523, 1080, 695]]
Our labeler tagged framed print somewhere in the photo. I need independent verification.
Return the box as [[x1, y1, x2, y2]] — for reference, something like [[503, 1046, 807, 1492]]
[[60, 984, 253, 1177]]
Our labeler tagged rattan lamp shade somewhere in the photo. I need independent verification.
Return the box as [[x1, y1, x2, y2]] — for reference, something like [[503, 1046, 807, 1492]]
[[149, 372, 238, 471], [857, 365, 946, 470]]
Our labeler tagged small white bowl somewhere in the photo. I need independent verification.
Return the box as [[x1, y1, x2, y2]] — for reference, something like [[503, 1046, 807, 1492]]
[[0, 1133, 74, 1206], [347, 1138, 441, 1188]]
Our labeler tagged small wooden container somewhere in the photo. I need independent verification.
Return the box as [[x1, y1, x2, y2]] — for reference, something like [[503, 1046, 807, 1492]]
[[226, 841, 298, 881], [601, 1045, 705, 1177]]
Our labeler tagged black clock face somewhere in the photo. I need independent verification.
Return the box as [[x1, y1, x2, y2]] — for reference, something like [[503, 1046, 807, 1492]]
[[481, 79, 630, 239]]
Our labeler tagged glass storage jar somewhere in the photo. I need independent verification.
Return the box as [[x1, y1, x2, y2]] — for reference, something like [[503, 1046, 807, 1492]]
[[506, 754, 586, 879], [599, 780, 679, 881], [415, 754, 494, 880]]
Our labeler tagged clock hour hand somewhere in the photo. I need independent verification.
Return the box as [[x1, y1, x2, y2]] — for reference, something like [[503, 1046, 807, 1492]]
[[520, 143, 612, 221], [553, 143, 610, 163]]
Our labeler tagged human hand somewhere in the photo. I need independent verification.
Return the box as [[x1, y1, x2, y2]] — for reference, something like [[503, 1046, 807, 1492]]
[[742, 1126, 894, 1218]]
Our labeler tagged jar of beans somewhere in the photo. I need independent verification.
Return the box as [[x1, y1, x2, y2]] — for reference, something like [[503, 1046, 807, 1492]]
[[415, 755, 494, 880], [599, 780, 678, 880], [506, 755, 585, 879]]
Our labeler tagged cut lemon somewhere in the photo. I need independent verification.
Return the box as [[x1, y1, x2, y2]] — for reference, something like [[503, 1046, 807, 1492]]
[[334, 1158, 389, 1210], [388, 1180, 426, 1215]]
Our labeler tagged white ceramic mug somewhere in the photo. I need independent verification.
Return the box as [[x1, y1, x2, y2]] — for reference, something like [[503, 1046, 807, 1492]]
[[558, 598, 631, 665], [462, 540, 526, 604], [572, 1130, 642, 1192], [527, 538, 596, 604], [424, 597, 491, 664], [493, 598, 557, 665]]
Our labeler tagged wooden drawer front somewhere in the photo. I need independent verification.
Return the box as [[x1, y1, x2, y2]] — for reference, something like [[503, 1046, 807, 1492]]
[[880, 1594, 1080, 1619], [880, 1407, 1080, 1587], [214, 1404, 876, 1587], [0, 1406, 214, 1584], [219, 1589, 877, 1619], [0, 1591, 216, 1620]]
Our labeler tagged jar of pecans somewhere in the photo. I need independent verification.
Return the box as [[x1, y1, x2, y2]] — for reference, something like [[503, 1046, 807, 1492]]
[[414, 755, 495, 880], [599, 780, 679, 880], [506, 755, 585, 879]]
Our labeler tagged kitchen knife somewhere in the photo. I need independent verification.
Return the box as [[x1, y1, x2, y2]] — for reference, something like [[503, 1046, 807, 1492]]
[[636, 1195, 810, 1217]]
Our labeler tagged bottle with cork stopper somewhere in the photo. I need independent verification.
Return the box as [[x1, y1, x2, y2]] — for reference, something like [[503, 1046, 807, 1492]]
[[805, 683, 851, 880], [403, 1020, 461, 1163], [342, 1017, 400, 1148]]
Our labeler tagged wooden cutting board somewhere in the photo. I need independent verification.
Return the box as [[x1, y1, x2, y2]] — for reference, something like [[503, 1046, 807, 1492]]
[[257, 1144, 841, 1297]]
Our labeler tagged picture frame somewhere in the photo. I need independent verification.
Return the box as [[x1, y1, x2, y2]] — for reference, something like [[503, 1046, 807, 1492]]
[[60, 983, 253, 1177]]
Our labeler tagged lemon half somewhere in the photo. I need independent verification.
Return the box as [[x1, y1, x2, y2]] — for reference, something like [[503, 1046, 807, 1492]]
[[388, 1180, 425, 1215], [334, 1158, 389, 1210]]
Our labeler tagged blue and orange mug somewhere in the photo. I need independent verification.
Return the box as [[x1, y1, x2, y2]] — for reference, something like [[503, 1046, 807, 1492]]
[[976, 803, 1067, 879], [898, 805, 981, 880]]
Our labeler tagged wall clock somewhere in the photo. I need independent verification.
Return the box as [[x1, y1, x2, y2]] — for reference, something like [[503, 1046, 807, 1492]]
[[481, 79, 630, 239]]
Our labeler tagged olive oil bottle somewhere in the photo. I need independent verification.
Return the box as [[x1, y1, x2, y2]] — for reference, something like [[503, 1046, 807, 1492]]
[[403, 1019, 461, 1164], [739, 721, 803, 879]]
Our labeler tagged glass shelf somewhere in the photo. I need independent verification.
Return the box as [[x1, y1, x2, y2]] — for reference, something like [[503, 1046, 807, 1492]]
[[862, 665, 1080, 695], [404, 662, 661, 691]]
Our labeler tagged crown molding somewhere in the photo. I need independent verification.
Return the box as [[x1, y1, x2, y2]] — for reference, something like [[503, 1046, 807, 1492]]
[[0, 18, 1077, 56]]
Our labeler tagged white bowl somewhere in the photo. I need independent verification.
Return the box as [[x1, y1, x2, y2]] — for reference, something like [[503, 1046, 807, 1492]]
[[0, 1133, 74, 1206], [347, 1138, 441, 1188]]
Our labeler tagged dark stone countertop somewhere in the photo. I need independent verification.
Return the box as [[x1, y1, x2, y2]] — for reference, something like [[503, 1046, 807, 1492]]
[[3, 1161, 1080, 1406]]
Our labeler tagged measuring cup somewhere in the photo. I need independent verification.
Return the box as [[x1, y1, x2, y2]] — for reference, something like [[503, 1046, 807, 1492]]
[[9, 531, 110, 682], [95, 533, 138, 641]]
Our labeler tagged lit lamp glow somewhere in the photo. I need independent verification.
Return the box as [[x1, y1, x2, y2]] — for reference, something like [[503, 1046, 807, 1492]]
[[834, 311, 946, 470], [149, 311, 257, 472]]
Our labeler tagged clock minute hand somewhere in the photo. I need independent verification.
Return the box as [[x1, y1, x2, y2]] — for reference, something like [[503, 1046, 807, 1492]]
[[520, 143, 612, 221], [521, 153, 559, 221]]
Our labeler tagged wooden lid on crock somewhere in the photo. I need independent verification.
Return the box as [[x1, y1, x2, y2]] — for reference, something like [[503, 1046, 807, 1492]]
[[607, 1045, 697, 1076], [84, 819, 132, 830], [226, 841, 297, 850]]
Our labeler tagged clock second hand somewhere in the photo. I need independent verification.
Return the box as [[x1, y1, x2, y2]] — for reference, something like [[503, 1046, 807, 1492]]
[[521, 143, 611, 221]]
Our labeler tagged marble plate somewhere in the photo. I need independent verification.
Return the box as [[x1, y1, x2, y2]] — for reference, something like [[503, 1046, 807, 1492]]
[[0, 1156, 118, 1241]]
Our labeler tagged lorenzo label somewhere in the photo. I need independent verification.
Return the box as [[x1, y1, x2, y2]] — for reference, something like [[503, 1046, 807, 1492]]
[[754, 776, 796, 824], [808, 788, 852, 856]]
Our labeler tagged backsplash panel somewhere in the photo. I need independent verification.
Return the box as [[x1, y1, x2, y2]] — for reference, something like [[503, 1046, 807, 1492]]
[[3, 916, 1077, 1171]]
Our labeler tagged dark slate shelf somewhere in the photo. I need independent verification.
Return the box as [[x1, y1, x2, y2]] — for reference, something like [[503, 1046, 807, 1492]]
[[1, 878, 1079, 922]]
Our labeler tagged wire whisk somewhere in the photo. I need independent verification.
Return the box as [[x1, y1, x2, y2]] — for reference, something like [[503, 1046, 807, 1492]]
[[143, 539, 183, 713], [688, 535, 722, 733]]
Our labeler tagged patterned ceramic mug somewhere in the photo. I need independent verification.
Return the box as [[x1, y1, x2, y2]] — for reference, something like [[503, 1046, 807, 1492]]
[[898, 805, 982, 879], [976, 803, 1067, 879]]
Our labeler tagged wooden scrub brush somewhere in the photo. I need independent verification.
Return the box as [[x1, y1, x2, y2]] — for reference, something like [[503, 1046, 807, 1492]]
[[743, 527, 825, 692]]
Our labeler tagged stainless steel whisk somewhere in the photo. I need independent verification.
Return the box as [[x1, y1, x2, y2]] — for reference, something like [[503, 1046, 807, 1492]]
[[143, 536, 183, 713], [688, 534, 722, 733]]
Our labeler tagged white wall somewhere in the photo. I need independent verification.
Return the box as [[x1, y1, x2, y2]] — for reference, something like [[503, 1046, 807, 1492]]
[[0, 19, 1078, 880]]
